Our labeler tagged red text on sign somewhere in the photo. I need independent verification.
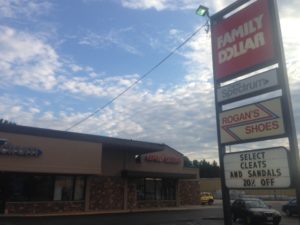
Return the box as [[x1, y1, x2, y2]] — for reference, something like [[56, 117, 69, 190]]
[[245, 121, 279, 134]]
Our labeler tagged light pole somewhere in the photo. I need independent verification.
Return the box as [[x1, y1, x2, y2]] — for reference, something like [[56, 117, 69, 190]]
[[196, 5, 209, 17], [196, 5, 232, 225]]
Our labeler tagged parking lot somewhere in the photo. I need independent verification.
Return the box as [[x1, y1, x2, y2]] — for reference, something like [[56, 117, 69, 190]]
[[0, 200, 298, 225]]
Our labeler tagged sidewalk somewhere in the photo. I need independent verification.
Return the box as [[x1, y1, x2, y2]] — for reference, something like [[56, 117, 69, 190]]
[[0, 200, 224, 218]]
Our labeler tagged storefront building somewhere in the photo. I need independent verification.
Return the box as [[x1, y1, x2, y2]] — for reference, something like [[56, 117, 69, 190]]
[[0, 124, 199, 215]]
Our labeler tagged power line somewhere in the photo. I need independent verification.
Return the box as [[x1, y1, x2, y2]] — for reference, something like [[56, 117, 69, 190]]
[[66, 21, 209, 131]]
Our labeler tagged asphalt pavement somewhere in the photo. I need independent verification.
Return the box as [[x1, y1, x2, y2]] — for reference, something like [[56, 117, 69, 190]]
[[0, 200, 299, 225]]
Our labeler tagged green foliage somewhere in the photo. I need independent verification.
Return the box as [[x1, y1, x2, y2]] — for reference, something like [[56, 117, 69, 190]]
[[183, 156, 193, 167], [0, 119, 16, 125], [184, 156, 220, 178]]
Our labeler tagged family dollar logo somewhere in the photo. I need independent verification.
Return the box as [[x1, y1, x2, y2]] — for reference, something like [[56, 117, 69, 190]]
[[217, 14, 265, 64], [211, 0, 276, 81]]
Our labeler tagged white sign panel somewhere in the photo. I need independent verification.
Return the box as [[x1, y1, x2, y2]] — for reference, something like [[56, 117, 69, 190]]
[[224, 147, 290, 189], [219, 98, 285, 144], [217, 69, 279, 103]]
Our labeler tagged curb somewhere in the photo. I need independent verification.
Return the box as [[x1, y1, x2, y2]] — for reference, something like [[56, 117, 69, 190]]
[[0, 204, 223, 218]]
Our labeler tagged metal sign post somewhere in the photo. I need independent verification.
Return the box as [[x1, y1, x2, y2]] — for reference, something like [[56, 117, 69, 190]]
[[210, 0, 300, 224], [270, 0, 300, 218]]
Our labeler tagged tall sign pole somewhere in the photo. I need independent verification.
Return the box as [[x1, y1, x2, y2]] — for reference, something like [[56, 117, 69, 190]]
[[213, 81, 232, 225], [271, 0, 300, 218], [209, 0, 300, 224]]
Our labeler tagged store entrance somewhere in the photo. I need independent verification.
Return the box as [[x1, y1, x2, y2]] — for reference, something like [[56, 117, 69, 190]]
[[0, 188, 4, 214], [0, 173, 8, 214]]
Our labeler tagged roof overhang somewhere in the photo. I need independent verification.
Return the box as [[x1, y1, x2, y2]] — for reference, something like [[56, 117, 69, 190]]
[[0, 124, 165, 154]]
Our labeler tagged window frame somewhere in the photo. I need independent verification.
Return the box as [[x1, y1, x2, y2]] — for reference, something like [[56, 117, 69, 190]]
[[53, 175, 87, 201], [6, 173, 86, 202], [136, 177, 176, 201]]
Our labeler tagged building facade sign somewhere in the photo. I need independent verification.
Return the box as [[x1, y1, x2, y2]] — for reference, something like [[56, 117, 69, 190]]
[[211, 0, 276, 81], [144, 154, 181, 164], [224, 147, 290, 188], [0, 142, 42, 157], [217, 69, 279, 103], [219, 98, 285, 144]]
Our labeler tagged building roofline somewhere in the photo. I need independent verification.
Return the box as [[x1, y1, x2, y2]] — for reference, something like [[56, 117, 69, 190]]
[[0, 124, 167, 153]]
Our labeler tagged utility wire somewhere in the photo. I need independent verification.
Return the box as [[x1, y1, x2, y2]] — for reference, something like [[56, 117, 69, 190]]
[[66, 21, 209, 131]]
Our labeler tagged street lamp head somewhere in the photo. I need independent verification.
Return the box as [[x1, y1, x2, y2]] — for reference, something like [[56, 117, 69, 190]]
[[196, 5, 209, 17]]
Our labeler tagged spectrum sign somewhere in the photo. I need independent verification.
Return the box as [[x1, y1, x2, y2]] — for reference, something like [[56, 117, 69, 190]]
[[211, 0, 277, 81]]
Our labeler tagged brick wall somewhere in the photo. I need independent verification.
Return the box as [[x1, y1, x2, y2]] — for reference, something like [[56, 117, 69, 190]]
[[6, 201, 84, 214], [5, 177, 200, 214], [89, 176, 124, 211], [127, 179, 137, 209], [179, 180, 200, 205]]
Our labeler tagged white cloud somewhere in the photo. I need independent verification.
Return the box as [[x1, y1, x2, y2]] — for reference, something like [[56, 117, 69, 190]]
[[0, 25, 142, 98], [0, 26, 60, 91], [70, 64, 83, 73], [0, 0, 52, 19], [281, 18, 300, 88], [121, 0, 169, 11], [79, 28, 141, 55], [64, 29, 219, 159], [59, 74, 140, 98], [121, 0, 232, 12]]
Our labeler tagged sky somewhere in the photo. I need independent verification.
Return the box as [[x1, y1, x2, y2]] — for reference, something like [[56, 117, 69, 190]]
[[0, 0, 300, 162]]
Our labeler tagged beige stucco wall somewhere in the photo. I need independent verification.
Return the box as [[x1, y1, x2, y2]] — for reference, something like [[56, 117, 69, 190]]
[[199, 178, 221, 192], [0, 132, 102, 175], [101, 149, 126, 176]]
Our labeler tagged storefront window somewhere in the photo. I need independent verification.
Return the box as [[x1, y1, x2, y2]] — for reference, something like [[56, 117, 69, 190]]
[[8, 174, 53, 201], [136, 178, 176, 201], [136, 178, 145, 200], [53, 175, 86, 201], [162, 179, 176, 200], [9, 175, 30, 201], [74, 176, 85, 200], [5, 174, 86, 202], [145, 178, 156, 200], [156, 180, 162, 200], [30, 175, 54, 201], [54, 176, 74, 201]]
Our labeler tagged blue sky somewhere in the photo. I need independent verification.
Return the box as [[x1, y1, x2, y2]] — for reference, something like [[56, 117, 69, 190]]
[[1, 0, 300, 162]]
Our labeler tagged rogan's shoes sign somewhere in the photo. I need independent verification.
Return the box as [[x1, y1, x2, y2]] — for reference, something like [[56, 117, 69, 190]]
[[219, 98, 285, 144]]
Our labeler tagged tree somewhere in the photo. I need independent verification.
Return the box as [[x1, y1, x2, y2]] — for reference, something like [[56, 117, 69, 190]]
[[183, 156, 193, 167], [183, 156, 220, 178], [192, 159, 199, 168], [0, 119, 16, 125], [199, 159, 220, 178], [211, 160, 221, 178]]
